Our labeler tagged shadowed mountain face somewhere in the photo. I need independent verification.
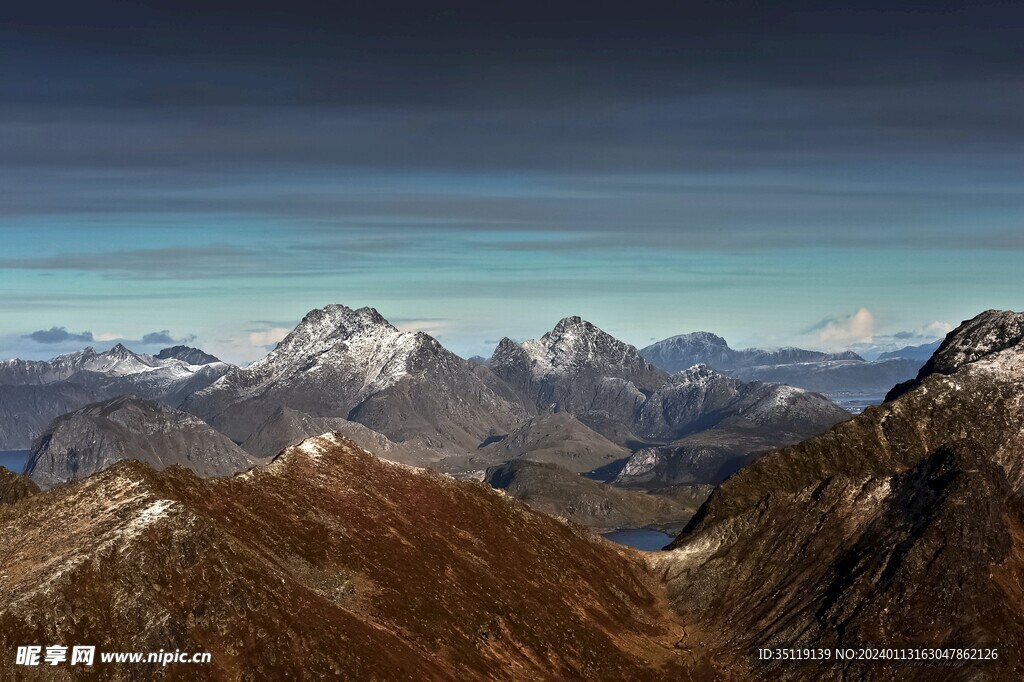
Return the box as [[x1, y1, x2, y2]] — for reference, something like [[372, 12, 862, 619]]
[[0, 435, 709, 680], [485, 459, 705, 531], [479, 411, 630, 474], [241, 405, 439, 468], [25, 395, 255, 489], [184, 305, 526, 450], [0, 345, 232, 449], [653, 310, 1024, 680], [0, 383, 98, 452]]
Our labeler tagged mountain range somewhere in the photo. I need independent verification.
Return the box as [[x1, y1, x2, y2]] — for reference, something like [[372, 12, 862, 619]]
[[489, 317, 847, 459], [2, 307, 1024, 677], [0, 344, 231, 449], [639, 332, 926, 398], [7, 305, 852, 525]]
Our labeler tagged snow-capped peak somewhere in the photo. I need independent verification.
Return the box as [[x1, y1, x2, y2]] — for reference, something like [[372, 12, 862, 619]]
[[521, 316, 647, 376], [223, 304, 439, 402]]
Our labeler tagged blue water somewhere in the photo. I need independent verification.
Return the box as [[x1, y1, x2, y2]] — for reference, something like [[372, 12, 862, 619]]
[[602, 528, 674, 551], [0, 450, 30, 475], [825, 392, 886, 415]]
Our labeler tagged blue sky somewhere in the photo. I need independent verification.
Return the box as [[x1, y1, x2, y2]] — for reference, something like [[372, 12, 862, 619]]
[[1, 2, 1022, 363]]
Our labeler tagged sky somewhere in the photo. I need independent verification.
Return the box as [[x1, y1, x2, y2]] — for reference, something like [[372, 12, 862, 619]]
[[2, 1, 1022, 363]]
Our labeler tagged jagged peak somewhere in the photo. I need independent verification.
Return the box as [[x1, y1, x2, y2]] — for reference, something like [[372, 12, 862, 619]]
[[316, 303, 392, 329], [550, 315, 587, 332], [48, 346, 99, 362], [543, 316, 628, 348], [266, 304, 403, 358], [104, 343, 137, 358]]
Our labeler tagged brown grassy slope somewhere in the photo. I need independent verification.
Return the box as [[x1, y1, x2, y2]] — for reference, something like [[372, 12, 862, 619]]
[[0, 434, 721, 680]]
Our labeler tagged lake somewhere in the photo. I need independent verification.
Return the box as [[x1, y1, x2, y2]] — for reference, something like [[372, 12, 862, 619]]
[[825, 392, 887, 415], [0, 450, 30, 475], [602, 528, 674, 551]]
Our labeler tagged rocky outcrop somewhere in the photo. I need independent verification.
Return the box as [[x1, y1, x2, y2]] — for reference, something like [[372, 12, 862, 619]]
[[155, 345, 221, 365], [887, 309, 1024, 399]]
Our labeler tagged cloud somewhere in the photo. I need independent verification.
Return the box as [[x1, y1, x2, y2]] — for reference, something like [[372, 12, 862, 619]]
[[887, 321, 953, 343], [141, 330, 176, 345], [23, 327, 197, 350], [248, 328, 291, 348], [24, 327, 94, 344], [922, 321, 954, 337], [0, 246, 262, 281], [811, 308, 875, 347], [394, 319, 449, 337], [840, 319, 954, 359]]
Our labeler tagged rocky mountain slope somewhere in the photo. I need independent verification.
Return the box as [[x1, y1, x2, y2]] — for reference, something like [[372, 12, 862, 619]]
[[489, 316, 667, 438], [640, 332, 922, 396], [479, 411, 630, 474], [653, 309, 1024, 680], [0, 435, 716, 680], [490, 319, 845, 460], [887, 309, 1024, 399], [241, 405, 439, 467], [0, 466, 38, 505], [25, 396, 255, 489], [0, 345, 232, 449], [184, 305, 525, 450], [615, 365, 850, 485], [485, 459, 704, 531]]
